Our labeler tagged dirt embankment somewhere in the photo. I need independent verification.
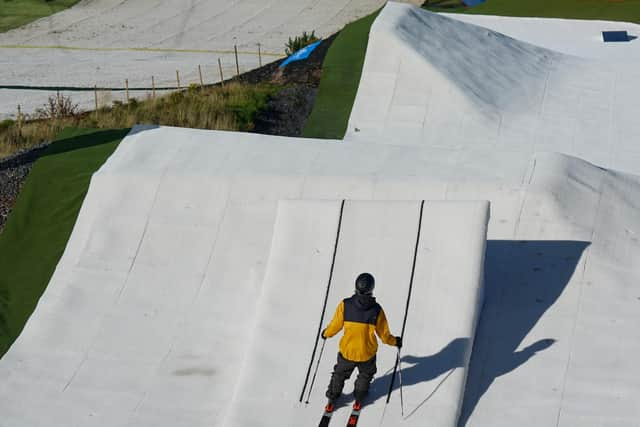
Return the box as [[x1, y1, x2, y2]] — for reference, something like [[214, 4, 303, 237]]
[[240, 33, 336, 136], [0, 35, 336, 233]]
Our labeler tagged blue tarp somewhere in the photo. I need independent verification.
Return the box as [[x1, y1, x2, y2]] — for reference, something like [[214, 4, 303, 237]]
[[279, 40, 322, 68], [602, 31, 630, 42]]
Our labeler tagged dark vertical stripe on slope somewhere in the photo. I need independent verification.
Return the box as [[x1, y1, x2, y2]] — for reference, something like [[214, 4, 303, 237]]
[[0, 127, 129, 358], [302, 9, 381, 139]]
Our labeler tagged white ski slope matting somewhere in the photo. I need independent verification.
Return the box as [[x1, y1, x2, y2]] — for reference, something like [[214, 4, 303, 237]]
[[0, 0, 389, 119], [442, 13, 640, 61], [2, 3, 640, 426], [0, 127, 491, 427], [227, 200, 488, 426], [346, 3, 640, 176]]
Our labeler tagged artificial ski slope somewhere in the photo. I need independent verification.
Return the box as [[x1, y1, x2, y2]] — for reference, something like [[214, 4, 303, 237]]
[[0, 0, 392, 119], [2, 3, 640, 427], [346, 3, 640, 175], [0, 127, 490, 427]]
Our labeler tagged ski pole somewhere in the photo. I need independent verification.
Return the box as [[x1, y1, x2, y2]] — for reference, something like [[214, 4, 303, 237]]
[[384, 201, 424, 404], [299, 200, 345, 402], [305, 338, 326, 404], [398, 348, 405, 416]]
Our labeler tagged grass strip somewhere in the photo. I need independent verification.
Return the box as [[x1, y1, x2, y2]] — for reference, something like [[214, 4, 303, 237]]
[[423, 0, 640, 24], [0, 127, 128, 357], [0, 0, 80, 33], [1, 82, 277, 159], [302, 9, 380, 139]]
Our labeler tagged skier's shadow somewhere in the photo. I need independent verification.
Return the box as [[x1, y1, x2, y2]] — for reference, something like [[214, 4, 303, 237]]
[[367, 337, 469, 405], [458, 240, 590, 426], [355, 239, 587, 424]]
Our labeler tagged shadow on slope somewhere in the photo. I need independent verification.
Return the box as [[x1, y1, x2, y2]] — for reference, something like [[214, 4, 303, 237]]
[[367, 338, 469, 410], [329, 240, 587, 421], [396, 7, 563, 113], [459, 240, 590, 426], [39, 128, 131, 158]]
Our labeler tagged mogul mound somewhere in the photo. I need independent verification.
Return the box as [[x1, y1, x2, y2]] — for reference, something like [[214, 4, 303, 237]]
[[347, 3, 640, 176]]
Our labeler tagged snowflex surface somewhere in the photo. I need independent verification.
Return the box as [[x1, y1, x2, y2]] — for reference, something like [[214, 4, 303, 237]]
[[2, 3, 640, 427], [227, 200, 487, 426], [346, 4, 640, 175], [0, 0, 390, 118], [0, 127, 490, 427]]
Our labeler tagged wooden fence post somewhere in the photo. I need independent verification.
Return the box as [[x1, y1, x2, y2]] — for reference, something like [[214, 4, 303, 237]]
[[94, 85, 98, 119], [198, 65, 204, 89], [17, 104, 22, 133], [258, 43, 262, 67], [56, 90, 61, 119], [176, 70, 181, 89], [152, 76, 156, 99], [218, 58, 224, 87], [125, 79, 130, 103], [234, 44, 240, 77]]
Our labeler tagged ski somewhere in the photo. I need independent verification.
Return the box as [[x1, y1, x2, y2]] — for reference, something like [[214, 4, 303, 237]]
[[319, 402, 335, 427], [345, 401, 363, 427]]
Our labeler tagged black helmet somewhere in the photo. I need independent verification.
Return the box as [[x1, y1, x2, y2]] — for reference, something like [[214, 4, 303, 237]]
[[355, 273, 375, 295]]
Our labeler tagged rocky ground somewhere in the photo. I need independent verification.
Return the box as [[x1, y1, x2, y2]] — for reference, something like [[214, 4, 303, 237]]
[[0, 35, 335, 233], [0, 145, 48, 232], [242, 34, 335, 137]]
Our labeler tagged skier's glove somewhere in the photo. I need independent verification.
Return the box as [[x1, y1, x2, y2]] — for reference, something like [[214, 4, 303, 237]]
[[395, 336, 403, 349]]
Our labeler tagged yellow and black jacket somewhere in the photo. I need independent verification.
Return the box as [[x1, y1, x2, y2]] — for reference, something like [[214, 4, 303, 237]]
[[323, 294, 397, 362]]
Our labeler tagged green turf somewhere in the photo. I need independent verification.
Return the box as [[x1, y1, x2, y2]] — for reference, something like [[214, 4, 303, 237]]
[[0, 127, 128, 358], [302, 9, 380, 139], [423, 0, 640, 24], [0, 0, 79, 33]]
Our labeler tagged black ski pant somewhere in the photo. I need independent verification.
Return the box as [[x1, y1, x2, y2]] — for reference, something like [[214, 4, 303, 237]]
[[326, 352, 377, 402]]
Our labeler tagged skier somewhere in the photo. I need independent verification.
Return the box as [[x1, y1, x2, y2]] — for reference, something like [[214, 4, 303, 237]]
[[321, 272, 402, 411]]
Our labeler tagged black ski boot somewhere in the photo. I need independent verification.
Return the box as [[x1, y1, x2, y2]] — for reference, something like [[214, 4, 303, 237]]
[[353, 389, 367, 404]]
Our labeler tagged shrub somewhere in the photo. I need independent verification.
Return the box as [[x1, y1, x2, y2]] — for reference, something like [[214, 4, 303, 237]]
[[285, 31, 319, 56], [34, 93, 79, 120]]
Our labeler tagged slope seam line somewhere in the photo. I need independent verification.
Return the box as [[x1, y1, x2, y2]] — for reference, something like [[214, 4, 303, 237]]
[[555, 171, 605, 427], [115, 144, 180, 303]]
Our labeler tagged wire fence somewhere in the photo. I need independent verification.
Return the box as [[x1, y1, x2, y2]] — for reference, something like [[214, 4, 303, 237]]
[[4, 43, 284, 120]]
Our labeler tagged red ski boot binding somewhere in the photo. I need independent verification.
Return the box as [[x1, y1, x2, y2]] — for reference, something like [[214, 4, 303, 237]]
[[347, 401, 362, 426]]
